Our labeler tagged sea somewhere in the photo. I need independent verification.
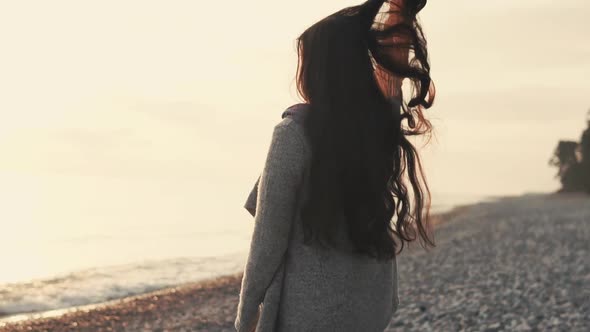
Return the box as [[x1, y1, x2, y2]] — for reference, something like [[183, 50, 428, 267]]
[[0, 171, 489, 321]]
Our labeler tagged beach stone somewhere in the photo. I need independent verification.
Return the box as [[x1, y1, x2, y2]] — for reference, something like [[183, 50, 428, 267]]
[[0, 194, 588, 332], [384, 194, 590, 332]]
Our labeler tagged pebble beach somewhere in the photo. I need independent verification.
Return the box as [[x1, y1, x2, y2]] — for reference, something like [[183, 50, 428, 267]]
[[1, 193, 588, 332]]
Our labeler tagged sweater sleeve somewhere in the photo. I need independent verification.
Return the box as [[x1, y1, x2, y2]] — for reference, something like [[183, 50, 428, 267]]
[[235, 119, 307, 332], [244, 176, 259, 217]]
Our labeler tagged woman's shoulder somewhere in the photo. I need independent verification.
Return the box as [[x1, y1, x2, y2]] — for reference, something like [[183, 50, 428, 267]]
[[275, 103, 310, 137], [272, 103, 311, 155], [281, 103, 310, 122]]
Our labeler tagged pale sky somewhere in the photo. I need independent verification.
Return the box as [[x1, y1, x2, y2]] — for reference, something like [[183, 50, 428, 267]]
[[0, 0, 589, 236]]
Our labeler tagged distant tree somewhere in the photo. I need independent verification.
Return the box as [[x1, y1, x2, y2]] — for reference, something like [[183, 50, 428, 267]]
[[550, 141, 585, 192], [551, 110, 590, 193], [580, 110, 590, 192]]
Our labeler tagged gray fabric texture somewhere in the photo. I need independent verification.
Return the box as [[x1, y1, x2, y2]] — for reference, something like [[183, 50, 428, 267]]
[[235, 104, 399, 332]]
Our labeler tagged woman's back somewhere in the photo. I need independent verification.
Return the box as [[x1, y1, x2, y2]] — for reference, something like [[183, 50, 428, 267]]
[[279, 148, 399, 330], [244, 106, 399, 331]]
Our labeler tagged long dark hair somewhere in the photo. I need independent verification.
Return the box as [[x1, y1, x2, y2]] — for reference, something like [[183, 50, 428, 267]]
[[296, 0, 436, 259]]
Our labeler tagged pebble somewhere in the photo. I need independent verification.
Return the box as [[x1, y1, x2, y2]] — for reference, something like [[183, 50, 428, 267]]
[[385, 194, 590, 332]]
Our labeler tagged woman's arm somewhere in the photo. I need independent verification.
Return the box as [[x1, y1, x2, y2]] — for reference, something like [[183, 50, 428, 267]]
[[235, 119, 307, 332]]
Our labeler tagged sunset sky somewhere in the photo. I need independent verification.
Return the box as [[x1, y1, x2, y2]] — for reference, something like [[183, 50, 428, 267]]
[[0, 0, 588, 269]]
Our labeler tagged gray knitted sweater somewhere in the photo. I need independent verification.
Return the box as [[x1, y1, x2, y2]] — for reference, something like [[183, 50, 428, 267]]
[[235, 104, 399, 332]]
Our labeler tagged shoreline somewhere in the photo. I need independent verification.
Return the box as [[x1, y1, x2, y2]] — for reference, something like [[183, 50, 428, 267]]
[[0, 273, 245, 332], [0, 197, 487, 330], [3, 193, 587, 331], [0, 195, 474, 326]]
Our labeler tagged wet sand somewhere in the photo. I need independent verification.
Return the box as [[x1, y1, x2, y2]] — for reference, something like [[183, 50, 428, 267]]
[[0, 273, 243, 332]]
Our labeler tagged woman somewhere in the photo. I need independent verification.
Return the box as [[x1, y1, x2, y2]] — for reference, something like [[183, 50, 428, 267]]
[[235, 0, 435, 331]]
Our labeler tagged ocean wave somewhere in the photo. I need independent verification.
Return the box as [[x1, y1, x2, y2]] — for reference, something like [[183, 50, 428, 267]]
[[0, 253, 246, 318]]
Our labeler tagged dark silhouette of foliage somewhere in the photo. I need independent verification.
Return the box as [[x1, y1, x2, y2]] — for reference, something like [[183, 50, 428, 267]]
[[551, 110, 590, 193]]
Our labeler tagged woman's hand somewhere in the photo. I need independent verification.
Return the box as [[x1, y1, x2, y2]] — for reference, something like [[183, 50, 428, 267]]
[[248, 308, 260, 332]]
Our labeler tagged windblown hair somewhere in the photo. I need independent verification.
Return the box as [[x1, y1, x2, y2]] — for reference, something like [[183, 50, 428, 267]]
[[296, 0, 436, 259]]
